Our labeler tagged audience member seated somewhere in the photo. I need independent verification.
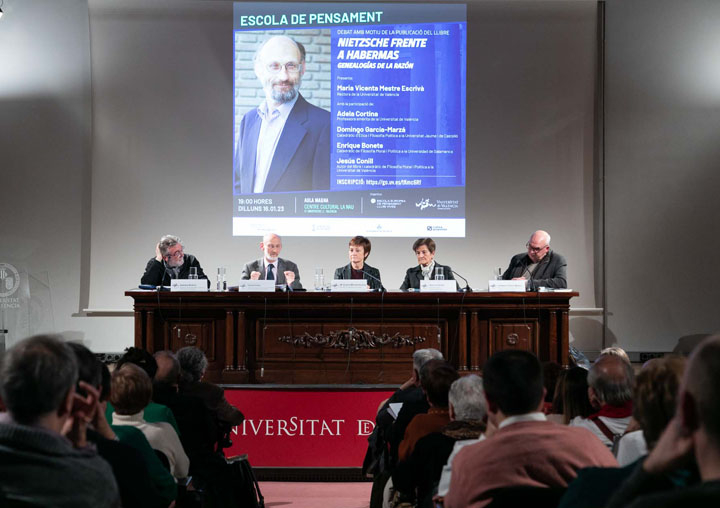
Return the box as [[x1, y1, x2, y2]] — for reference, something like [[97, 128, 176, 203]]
[[386, 352, 447, 466], [394, 374, 487, 507], [366, 348, 444, 508], [68, 342, 171, 508], [106, 347, 180, 434], [605, 335, 720, 508], [367, 348, 444, 468], [542, 361, 563, 414], [600, 346, 631, 365], [153, 350, 220, 466], [111, 363, 190, 480], [177, 346, 244, 428], [444, 350, 616, 508], [0, 335, 120, 507], [570, 354, 634, 449], [397, 360, 459, 462], [101, 365, 178, 505], [384, 360, 458, 507], [548, 366, 595, 424], [111, 422, 178, 506], [616, 356, 685, 466], [558, 355, 687, 508]]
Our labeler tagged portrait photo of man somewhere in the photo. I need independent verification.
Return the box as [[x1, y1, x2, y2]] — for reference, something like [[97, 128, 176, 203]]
[[233, 33, 331, 194]]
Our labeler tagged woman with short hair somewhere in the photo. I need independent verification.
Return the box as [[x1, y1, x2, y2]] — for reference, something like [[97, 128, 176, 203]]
[[333, 236, 383, 290], [400, 238, 456, 290]]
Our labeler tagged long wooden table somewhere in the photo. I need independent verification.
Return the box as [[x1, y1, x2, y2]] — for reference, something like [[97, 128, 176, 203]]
[[125, 290, 577, 385]]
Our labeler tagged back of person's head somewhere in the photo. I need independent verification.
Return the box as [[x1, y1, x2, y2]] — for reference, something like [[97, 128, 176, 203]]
[[67, 342, 103, 391], [550, 369, 567, 415], [588, 354, 634, 406], [483, 350, 544, 416], [449, 374, 486, 421], [599, 346, 631, 365], [542, 362, 562, 403], [154, 350, 180, 384], [177, 346, 208, 384], [116, 347, 158, 379], [99, 362, 111, 402], [110, 363, 153, 415], [0, 335, 78, 425], [420, 359, 459, 408], [561, 366, 594, 423], [633, 356, 686, 448], [412, 348, 444, 373], [685, 335, 720, 445]]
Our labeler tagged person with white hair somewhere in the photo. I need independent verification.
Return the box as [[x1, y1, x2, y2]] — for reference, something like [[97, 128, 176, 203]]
[[502, 230, 568, 290], [570, 354, 635, 450], [240, 232, 303, 290], [177, 346, 244, 426]]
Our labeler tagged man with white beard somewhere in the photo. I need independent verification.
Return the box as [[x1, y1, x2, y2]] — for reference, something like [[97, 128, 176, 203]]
[[240, 233, 303, 290], [234, 35, 330, 194]]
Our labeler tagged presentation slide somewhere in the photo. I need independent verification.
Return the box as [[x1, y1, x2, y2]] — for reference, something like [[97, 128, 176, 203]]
[[233, 2, 466, 237]]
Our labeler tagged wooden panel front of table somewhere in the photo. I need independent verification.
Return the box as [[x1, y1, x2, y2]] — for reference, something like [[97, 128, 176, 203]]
[[125, 291, 577, 384]]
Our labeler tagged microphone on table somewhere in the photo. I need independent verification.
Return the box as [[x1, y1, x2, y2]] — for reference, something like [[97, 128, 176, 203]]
[[451, 270, 473, 292], [361, 270, 386, 292], [157, 259, 171, 291]]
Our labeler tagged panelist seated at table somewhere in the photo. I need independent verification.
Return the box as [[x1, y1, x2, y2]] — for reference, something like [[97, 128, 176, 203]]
[[241, 232, 303, 290], [400, 238, 458, 291], [333, 235, 383, 291], [140, 234, 208, 287], [502, 230, 567, 290]]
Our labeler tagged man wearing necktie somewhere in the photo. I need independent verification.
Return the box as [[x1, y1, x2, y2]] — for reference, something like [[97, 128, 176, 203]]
[[240, 233, 303, 290]]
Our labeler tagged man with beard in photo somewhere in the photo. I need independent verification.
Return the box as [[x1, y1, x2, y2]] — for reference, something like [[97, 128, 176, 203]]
[[234, 35, 331, 194]]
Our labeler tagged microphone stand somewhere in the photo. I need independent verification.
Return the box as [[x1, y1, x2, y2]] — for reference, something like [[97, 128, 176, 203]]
[[361, 269, 386, 292], [451, 269, 473, 292]]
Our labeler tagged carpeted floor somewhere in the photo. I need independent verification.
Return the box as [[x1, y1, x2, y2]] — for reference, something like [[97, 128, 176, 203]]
[[259, 481, 372, 508]]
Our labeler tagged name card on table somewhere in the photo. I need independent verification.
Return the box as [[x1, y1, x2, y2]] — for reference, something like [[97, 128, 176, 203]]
[[237, 279, 276, 292], [170, 279, 208, 292], [488, 279, 527, 292], [420, 280, 457, 293], [330, 279, 369, 292]]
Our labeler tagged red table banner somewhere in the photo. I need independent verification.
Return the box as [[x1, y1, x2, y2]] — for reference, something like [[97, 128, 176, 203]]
[[223, 389, 395, 467]]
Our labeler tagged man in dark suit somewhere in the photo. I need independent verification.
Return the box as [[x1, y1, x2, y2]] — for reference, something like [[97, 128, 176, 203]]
[[234, 35, 330, 194], [400, 238, 457, 290], [241, 233, 303, 290], [502, 230, 567, 290], [140, 234, 208, 287]]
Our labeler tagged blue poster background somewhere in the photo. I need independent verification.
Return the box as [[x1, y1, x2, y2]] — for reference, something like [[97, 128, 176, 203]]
[[331, 22, 466, 191]]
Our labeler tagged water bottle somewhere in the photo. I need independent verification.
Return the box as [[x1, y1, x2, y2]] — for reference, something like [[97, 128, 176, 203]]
[[217, 267, 227, 291], [314, 268, 324, 291], [435, 266, 445, 281]]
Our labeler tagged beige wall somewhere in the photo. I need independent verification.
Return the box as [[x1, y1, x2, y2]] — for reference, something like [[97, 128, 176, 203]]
[[3, 0, 609, 355]]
